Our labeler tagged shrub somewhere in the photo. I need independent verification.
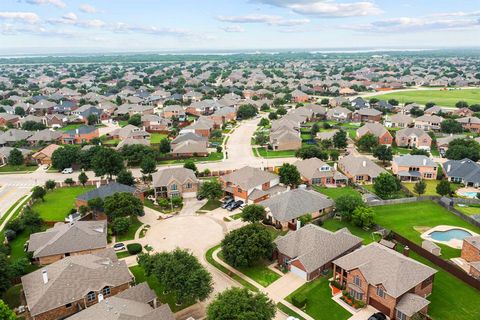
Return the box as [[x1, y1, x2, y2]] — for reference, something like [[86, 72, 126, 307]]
[[127, 243, 143, 255], [292, 293, 307, 308], [355, 300, 365, 308]]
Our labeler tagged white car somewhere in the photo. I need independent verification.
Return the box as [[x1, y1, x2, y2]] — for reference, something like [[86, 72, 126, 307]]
[[61, 168, 73, 174]]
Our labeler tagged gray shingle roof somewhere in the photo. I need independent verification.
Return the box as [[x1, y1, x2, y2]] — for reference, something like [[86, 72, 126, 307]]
[[393, 155, 436, 167], [339, 155, 386, 178], [76, 182, 137, 202], [443, 158, 480, 184], [152, 167, 197, 187], [396, 293, 431, 317], [221, 166, 277, 191]]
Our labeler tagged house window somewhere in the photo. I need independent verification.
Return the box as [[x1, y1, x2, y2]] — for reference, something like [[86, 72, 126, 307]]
[[376, 287, 385, 298], [65, 303, 72, 308], [102, 286, 111, 296], [396, 310, 407, 320], [185, 183, 192, 189], [237, 187, 242, 193], [171, 184, 177, 191], [353, 276, 361, 286], [86, 291, 96, 302]]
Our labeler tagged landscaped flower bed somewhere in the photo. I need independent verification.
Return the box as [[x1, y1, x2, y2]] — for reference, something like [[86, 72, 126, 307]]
[[341, 291, 365, 309]]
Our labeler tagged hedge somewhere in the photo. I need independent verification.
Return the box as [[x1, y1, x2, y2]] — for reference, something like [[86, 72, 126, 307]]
[[127, 243, 143, 255], [292, 293, 307, 308]]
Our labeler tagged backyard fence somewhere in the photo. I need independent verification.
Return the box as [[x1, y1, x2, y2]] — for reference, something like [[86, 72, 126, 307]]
[[391, 232, 480, 291], [367, 196, 438, 206]]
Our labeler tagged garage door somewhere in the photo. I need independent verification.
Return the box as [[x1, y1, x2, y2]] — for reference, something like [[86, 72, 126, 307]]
[[183, 192, 196, 198], [369, 298, 391, 316], [290, 265, 307, 280]]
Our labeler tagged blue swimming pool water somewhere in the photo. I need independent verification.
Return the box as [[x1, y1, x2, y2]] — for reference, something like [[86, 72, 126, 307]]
[[429, 229, 472, 242], [458, 191, 479, 199]]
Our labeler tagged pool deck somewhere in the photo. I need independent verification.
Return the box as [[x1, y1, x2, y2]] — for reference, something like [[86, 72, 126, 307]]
[[420, 225, 478, 249], [456, 187, 480, 198]]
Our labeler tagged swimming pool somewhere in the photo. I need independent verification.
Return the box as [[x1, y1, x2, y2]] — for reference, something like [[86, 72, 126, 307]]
[[429, 228, 473, 242], [458, 191, 479, 199]]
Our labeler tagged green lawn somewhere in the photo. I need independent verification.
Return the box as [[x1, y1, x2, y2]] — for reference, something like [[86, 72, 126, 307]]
[[32, 186, 95, 222], [103, 138, 120, 145], [199, 199, 222, 211], [115, 216, 143, 242], [157, 152, 223, 164], [129, 265, 193, 312], [373, 201, 480, 259], [150, 133, 168, 144], [313, 186, 361, 200], [321, 219, 380, 244], [286, 275, 351, 320], [454, 204, 480, 217], [256, 147, 296, 158], [363, 184, 410, 199], [116, 251, 134, 259], [0, 164, 37, 173], [369, 88, 480, 107], [277, 303, 306, 320], [403, 180, 461, 196], [230, 212, 243, 220]]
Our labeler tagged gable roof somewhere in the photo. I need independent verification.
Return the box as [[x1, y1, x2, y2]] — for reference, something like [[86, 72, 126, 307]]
[[443, 158, 480, 183], [76, 182, 137, 202], [393, 155, 436, 167], [339, 155, 386, 178], [152, 167, 197, 187], [221, 166, 277, 190], [357, 122, 389, 138]]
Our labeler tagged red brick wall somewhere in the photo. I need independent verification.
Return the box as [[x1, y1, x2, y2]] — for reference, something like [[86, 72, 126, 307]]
[[461, 241, 480, 262]]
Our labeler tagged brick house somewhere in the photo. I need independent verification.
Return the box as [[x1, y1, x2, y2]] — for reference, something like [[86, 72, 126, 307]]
[[141, 114, 172, 132], [461, 236, 480, 279], [352, 108, 383, 123], [180, 116, 215, 137], [391, 155, 438, 181], [457, 117, 480, 133], [162, 105, 186, 120], [293, 157, 347, 186], [326, 107, 352, 122], [275, 225, 362, 281], [356, 123, 393, 145], [414, 115, 443, 131], [333, 243, 437, 320], [152, 167, 199, 199], [291, 89, 309, 103], [209, 106, 236, 126], [384, 114, 413, 128], [27, 220, 107, 265], [338, 155, 387, 183], [395, 128, 432, 150], [269, 126, 302, 151], [21, 249, 132, 320], [61, 125, 99, 144]]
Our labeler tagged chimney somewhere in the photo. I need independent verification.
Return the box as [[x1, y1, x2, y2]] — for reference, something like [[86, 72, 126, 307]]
[[362, 160, 366, 167], [333, 163, 338, 170], [403, 246, 410, 257], [75, 129, 79, 134], [423, 158, 427, 166], [42, 270, 48, 284], [447, 164, 451, 173], [98, 293, 104, 302], [296, 220, 302, 230]]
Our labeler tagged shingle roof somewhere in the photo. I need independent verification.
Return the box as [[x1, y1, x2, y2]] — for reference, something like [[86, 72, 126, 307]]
[[464, 236, 480, 250], [333, 243, 436, 298], [221, 166, 277, 190], [171, 132, 207, 145], [152, 167, 197, 187], [393, 155, 436, 167], [396, 293, 431, 317], [76, 182, 137, 202], [339, 155, 386, 178], [443, 158, 480, 184], [172, 140, 208, 154], [357, 122, 389, 138]]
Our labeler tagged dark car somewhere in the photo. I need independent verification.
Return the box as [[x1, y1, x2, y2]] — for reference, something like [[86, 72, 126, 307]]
[[221, 198, 235, 209], [227, 200, 244, 211], [368, 313, 386, 320]]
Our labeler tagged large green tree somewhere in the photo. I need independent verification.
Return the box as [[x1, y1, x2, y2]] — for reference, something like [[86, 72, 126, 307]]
[[198, 179, 223, 200], [414, 180, 426, 196], [333, 130, 348, 149], [373, 173, 400, 199], [278, 163, 301, 187], [295, 145, 328, 160], [0, 299, 16, 319], [440, 119, 463, 134], [159, 138, 171, 154], [52, 145, 81, 170], [446, 139, 480, 162], [357, 133, 378, 152], [7, 148, 23, 166], [207, 287, 275, 320], [373, 145, 393, 164], [116, 169, 135, 186], [436, 180, 451, 196], [91, 147, 124, 178], [104, 192, 144, 219], [237, 104, 257, 119], [241, 204, 266, 223], [335, 193, 364, 221]]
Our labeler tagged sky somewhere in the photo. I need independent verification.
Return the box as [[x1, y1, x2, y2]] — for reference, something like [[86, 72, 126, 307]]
[[0, 0, 479, 54]]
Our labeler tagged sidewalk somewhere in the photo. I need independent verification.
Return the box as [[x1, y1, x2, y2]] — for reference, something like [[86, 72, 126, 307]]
[[0, 192, 31, 231]]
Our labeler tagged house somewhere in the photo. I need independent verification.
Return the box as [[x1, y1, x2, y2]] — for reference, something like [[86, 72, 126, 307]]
[[219, 166, 284, 203], [162, 105, 186, 120], [395, 128, 432, 150], [453, 107, 474, 117], [32, 144, 61, 165], [351, 97, 370, 109], [436, 134, 465, 154], [356, 123, 393, 145], [391, 155, 437, 181], [293, 157, 347, 186], [338, 155, 386, 183], [115, 137, 150, 150], [171, 132, 208, 148], [27, 220, 107, 265], [171, 140, 208, 157], [0, 146, 32, 165], [457, 116, 480, 133], [209, 106, 236, 126], [333, 243, 437, 320], [43, 114, 68, 128], [180, 116, 214, 137], [461, 236, 480, 278], [414, 115, 443, 131], [329, 97, 348, 107], [68, 283, 175, 320], [21, 249, 133, 320], [269, 126, 302, 151], [384, 114, 413, 128], [443, 158, 480, 187], [109, 125, 150, 140], [0, 113, 20, 127], [61, 126, 99, 144], [0, 129, 33, 146], [152, 167, 199, 199], [316, 130, 338, 142], [141, 114, 172, 132], [275, 224, 362, 281], [352, 108, 383, 123], [291, 89, 309, 103], [186, 100, 221, 116], [27, 129, 63, 145], [261, 189, 334, 230], [326, 107, 352, 122]]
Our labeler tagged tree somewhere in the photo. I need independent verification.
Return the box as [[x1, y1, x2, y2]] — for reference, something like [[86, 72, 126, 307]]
[[278, 163, 301, 187], [436, 180, 451, 196], [335, 193, 364, 221], [52, 145, 80, 170], [456, 101, 469, 108], [388, 99, 399, 106], [357, 133, 378, 152], [333, 130, 348, 149], [440, 119, 463, 134], [254, 131, 269, 145], [0, 299, 17, 319], [277, 107, 287, 115], [64, 178, 75, 186], [45, 179, 56, 190], [259, 118, 269, 127], [414, 180, 426, 196], [15, 106, 25, 116], [330, 149, 340, 161], [159, 138, 171, 154], [373, 173, 399, 199], [111, 216, 131, 235], [207, 287, 275, 320], [237, 104, 257, 119], [139, 249, 213, 304], [268, 112, 277, 120], [7, 148, 23, 166], [198, 179, 223, 200], [78, 172, 88, 186], [410, 148, 430, 156], [32, 186, 46, 202], [183, 160, 197, 172], [446, 139, 480, 162], [91, 147, 124, 178], [87, 114, 98, 125], [141, 156, 157, 178], [373, 145, 393, 164], [351, 206, 375, 229], [295, 145, 328, 160], [104, 192, 144, 219], [311, 123, 320, 137], [221, 224, 273, 267], [87, 197, 104, 216], [21, 121, 46, 131], [128, 114, 142, 126], [117, 169, 135, 186], [241, 204, 266, 223]]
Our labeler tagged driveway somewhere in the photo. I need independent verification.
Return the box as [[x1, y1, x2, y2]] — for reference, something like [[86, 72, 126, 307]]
[[264, 272, 306, 302]]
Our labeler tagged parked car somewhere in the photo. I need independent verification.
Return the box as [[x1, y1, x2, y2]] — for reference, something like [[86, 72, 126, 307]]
[[196, 193, 205, 200], [368, 313, 386, 320], [113, 243, 126, 251], [227, 200, 244, 211], [221, 198, 235, 209], [61, 167, 73, 174]]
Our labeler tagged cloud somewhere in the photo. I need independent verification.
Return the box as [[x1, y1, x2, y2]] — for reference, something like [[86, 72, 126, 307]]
[[217, 14, 309, 26], [0, 24, 75, 37], [252, 0, 381, 18], [0, 12, 40, 24], [112, 23, 196, 38], [346, 17, 480, 32], [79, 4, 97, 14], [25, 0, 66, 8], [48, 12, 106, 28], [429, 11, 480, 18], [220, 25, 245, 33]]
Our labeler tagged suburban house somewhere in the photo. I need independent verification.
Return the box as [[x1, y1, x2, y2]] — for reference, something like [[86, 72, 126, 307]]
[[443, 158, 480, 187], [384, 114, 414, 128], [293, 157, 347, 186], [109, 125, 150, 141], [21, 249, 133, 320], [185, 100, 220, 116], [27, 220, 107, 265], [461, 236, 480, 278], [261, 188, 334, 230], [0, 113, 20, 127], [326, 106, 352, 122], [352, 108, 383, 123], [171, 132, 208, 148], [68, 283, 175, 320], [61, 125, 99, 144], [356, 123, 393, 145], [291, 89, 310, 103], [436, 134, 465, 154], [457, 116, 480, 133], [171, 140, 209, 157], [275, 224, 362, 281], [180, 116, 215, 137], [0, 146, 32, 165], [351, 97, 370, 109], [391, 155, 437, 181], [414, 115, 443, 131], [338, 155, 386, 183], [269, 126, 302, 151], [152, 167, 199, 199], [333, 243, 437, 320], [209, 106, 236, 126], [395, 128, 432, 150], [219, 166, 284, 203], [27, 129, 63, 145], [43, 114, 68, 128], [141, 114, 172, 132], [162, 105, 186, 120]]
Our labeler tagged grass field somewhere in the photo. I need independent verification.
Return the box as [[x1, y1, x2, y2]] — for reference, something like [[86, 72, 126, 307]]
[[157, 152, 223, 164], [0, 164, 37, 173], [313, 186, 361, 200], [402, 180, 461, 196], [115, 216, 143, 241], [256, 147, 296, 158], [370, 88, 480, 107], [454, 203, 480, 216], [373, 201, 480, 259], [32, 186, 94, 221], [150, 133, 168, 144], [321, 219, 380, 244], [199, 199, 222, 211]]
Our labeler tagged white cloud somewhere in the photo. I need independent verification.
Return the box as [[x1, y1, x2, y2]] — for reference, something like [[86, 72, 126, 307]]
[[0, 12, 40, 24], [220, 25, 245, 33], [217, 14, 309, 26], [26, 0, 66, 8], [346, 17, 480, 32], [252, 0, 381, 17], [79, 4, 97, 14], [48, 13, 106, 28], [429, 11, 480, 18], [112, 23, 196, 38]]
